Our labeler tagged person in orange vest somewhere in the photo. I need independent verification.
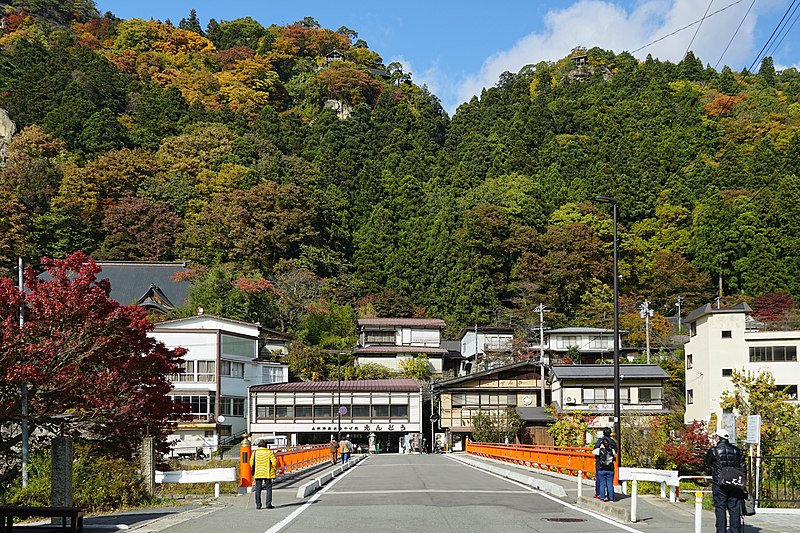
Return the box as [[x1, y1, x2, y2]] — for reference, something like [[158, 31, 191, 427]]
[[250, 440, 277, 510]]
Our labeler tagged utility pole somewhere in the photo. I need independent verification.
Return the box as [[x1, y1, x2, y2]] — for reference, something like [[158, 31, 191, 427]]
[[676, 296, 683, 335], [535, 304, 549, 407], [639, 300, 653, 364], [19, 257, 28, 488]]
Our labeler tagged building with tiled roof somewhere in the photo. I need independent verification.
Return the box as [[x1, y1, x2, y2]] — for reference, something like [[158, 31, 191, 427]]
[[355, 317, 448, 374]]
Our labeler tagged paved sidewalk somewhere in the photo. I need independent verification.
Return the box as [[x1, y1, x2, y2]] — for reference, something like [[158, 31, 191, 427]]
[[449, 453, 798, 533]]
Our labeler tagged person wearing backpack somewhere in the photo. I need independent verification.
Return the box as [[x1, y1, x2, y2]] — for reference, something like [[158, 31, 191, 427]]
[[593, 428, 617, 498], [704, 428, 746, 533], [592, 436, 616, 502]]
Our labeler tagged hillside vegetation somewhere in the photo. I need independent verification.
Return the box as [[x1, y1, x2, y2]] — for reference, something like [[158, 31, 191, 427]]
[[1, 2, 800, 342]]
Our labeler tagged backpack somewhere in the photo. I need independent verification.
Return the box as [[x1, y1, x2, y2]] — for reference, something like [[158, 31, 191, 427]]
[[598, 446, 614, 467]]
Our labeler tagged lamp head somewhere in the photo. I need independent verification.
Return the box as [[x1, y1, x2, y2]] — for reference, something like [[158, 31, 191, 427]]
[[594, 195, 618, 204]]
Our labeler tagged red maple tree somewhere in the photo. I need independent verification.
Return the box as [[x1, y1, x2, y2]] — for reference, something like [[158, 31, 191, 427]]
[[0, 252, 184, 470]]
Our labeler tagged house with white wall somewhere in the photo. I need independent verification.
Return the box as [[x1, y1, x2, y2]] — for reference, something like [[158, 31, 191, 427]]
[[549, 364, 670, 433], [354, 318, 448, 374], [458, 326, 515, 373], [542, 327, 633, 364], [683, 302, 800, 425], [150, 315, 289, 457]]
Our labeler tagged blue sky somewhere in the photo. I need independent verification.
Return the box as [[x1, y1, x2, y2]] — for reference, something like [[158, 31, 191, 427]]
[[97, 1, 800, 114]]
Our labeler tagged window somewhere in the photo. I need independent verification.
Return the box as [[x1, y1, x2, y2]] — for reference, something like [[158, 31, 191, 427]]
[[262, 366, 285, 383], [638, 387, 662, 404], [558, 336, 579, 349], [749, 346, 798, 362], [197, 360, 215, 382], [687, 389, 694, 404], [220, 397, 245, 417], [582, 388, 629, 404], [219, 425, 232, 436], [721, 330, 732, 339], [275, 406, 293, 419], [390, 404, 409, 418], [222, 334, 255, 358], [364, 331, 396, 345], [173, 395, 210, 415], [351, 405, 370, 418], [372, 405, 390, 418], [221, 361, 244, 378], [256, 405, 274, 419], [169, 360, 195, 382], [777, 385, 798, 400], [690, 322, 696, 337], [451, 393, 465, 408], [314, 405, 332, 419], [722, 369, 732, 377], [686, 354, 693, 370], [295, 405, 313, 418], [589, 336, 610, 349]]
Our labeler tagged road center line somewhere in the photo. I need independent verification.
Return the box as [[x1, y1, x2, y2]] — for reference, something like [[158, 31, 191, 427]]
[[446, 455, 644, 533], [327, 489, 531, 494], [264, 456, 368, 533]]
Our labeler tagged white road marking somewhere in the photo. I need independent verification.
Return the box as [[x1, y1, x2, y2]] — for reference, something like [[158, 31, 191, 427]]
[[446, 455, 644, 533], [327, 489, 531, 494], [264, 456, 368, 533]]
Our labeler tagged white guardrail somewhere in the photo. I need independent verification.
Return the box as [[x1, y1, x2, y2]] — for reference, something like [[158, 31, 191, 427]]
[[155, 467, 237, 498], [618, 467, 680, 523]]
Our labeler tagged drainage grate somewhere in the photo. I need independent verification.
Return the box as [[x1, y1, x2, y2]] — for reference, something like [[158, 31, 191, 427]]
[[543, 518, 587, 523]]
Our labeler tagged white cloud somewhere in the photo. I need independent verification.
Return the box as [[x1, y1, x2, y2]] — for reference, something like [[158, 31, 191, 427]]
[[449, 0, 762, 114]]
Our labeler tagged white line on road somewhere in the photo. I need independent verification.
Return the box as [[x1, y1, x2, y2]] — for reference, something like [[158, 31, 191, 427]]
[[446, 456, 644, 533], [327, 489, 531, 494], [264, 456, 368, 533]]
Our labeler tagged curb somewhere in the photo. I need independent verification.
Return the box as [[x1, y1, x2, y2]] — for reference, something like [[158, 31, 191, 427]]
[[295, 455, 368, 498], [576, 495, 632, 522], [448, 455, 567, 498]]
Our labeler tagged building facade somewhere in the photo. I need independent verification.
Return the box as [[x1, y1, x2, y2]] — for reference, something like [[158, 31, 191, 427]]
[[458, 325, 515, 373], [248, 379, 423, 453], [549, 364, 670, 433], [683, 302, 800, 425], [543, 327, 632, 364], [150, 315, 289, 457], [354, 318, 448, 373]]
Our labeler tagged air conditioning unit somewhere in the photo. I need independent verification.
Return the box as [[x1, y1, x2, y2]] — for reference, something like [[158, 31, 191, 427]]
[[565, 396, 576, 405]]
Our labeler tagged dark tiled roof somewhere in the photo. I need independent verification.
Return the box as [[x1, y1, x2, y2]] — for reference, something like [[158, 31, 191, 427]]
[[358, 318, 446, 328], [354, 345, 448, 354], [250, 379, 421, 393], [432, 359, 539, 389], [97, 261, 190, 309], [546, 327, 616, 334], [685, 302, 752, 322], [550, 364, 668, 380], [515, 407, 553, 423]]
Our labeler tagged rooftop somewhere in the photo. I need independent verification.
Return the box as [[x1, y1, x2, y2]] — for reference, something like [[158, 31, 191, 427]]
[[550, 364, 669, 380], [358, 318, 446, 328], [250, 379, 421, 393]]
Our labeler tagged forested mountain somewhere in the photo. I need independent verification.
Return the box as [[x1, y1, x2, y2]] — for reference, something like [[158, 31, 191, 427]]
[[1, 2, 799, 344]]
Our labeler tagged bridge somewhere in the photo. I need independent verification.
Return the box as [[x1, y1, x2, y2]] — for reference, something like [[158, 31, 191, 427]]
[[28, 451, 797, 533]]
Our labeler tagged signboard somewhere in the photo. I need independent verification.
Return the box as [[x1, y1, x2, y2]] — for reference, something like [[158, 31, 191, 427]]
[[708, 413, 718, 434], [746, 414, 761, 444], [722, 412, 737, 443], [338, 406, 347, 415]]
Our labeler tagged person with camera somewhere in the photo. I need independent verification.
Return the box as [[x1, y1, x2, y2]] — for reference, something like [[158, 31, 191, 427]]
[[704, 428, 746, 533]]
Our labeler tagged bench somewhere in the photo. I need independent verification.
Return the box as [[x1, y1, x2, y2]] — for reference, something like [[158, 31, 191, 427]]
[[0, 506, 85, 532]]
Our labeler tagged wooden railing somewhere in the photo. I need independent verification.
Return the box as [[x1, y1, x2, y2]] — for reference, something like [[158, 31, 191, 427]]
[[274, 444, 330, 476], [466, 441, 610, 481]]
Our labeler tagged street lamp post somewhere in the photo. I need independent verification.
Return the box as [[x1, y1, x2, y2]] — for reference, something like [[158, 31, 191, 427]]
[[595, 196, 621, 461], [337, 352, 342, 442]]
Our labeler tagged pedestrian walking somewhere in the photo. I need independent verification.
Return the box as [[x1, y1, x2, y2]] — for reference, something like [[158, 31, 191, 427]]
[[330, 437, 340, 464], [593, 428, 617, 499], [339, 435, 352, 462], [592, 436, 616, 502], [704, 428, 746, 533], [249, 439, 277, 510]]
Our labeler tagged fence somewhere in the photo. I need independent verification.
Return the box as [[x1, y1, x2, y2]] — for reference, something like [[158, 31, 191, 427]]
[[274, 444, 330, 476], [750, 455, 800, 507], [465, 441, 598, 479]]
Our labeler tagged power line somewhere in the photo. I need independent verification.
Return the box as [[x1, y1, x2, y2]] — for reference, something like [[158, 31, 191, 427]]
[[714, 0, 757, 69], [684, 0, 717, 60]]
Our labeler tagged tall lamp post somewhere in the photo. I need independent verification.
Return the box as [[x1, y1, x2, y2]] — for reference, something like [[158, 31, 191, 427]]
[[337, 352, 342, 442], [594, 196, 621, 460]]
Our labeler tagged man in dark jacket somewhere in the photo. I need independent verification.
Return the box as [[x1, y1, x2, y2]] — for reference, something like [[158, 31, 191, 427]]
[[593, 427, 617, 498], [704, 428, 745, 533]]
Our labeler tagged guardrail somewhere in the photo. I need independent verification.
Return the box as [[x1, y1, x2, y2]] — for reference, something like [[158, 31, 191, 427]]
[[274, 444, 330, 476], [465, 441, 598, 479]]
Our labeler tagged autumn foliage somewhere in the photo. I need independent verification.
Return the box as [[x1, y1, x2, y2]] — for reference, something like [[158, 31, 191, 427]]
[[0, 252, 183, 472]]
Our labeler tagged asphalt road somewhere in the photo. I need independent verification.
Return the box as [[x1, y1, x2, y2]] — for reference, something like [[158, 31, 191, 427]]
[[145, 454, 641, 533]]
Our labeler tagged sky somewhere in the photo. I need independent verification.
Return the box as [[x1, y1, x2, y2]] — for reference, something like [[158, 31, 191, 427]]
[[96, 1, 800, 114]]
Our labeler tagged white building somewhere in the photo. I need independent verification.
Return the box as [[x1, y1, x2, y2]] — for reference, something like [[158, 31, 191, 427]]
[[458, 326, 514, 373], [684, 302, 800, 425], [150, 315, 289, 457], [249, 379, 423, 452], [354, 318, 448, 373]]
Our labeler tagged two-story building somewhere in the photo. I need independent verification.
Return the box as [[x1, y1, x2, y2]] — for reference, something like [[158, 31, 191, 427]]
[[683, 302, 800, 425], [354, 318, 448, 374], [543, 327, 632, 364], [432, 360, 552, 450], [549, 364, 670, 432], [249, 379, 423, 452], [458, 325, 515, 373], [150, 315, 289, 457]]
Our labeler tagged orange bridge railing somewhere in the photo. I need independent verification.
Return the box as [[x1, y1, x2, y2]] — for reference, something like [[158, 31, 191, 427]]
[[465, 440, 615, 482], [274, 444, 330, 476]]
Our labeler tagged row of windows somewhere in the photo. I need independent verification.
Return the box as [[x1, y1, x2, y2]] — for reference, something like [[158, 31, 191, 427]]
[[581, 387, 662, 404], [173, 395, 246, 416], [451, 393, 517, 408], [168, 361, 216, 382], [255, 404, 409, 420], [749, 346, 797, 362]]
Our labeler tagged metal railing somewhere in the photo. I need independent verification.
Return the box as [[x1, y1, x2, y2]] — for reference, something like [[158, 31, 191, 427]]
[[465, 441, 598, 480], [274, 444, 330, 476], [752, 455, 800, 507]]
